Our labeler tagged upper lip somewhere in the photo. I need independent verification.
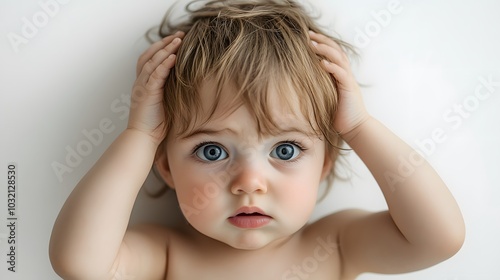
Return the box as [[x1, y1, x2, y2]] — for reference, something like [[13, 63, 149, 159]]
[[230, 206, 271, 217]]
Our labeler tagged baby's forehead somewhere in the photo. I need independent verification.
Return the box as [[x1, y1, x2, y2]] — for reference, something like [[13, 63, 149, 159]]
[[176, 111, 318, 141], [174, 79, 318, 139], [203, 77, 309, 116]]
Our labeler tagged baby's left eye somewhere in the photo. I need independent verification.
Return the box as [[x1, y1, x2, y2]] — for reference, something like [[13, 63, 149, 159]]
[[195, 144, 228, 162], [270, 143, 301, 161]]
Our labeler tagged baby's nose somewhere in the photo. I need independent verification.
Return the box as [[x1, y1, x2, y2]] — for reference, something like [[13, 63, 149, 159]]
[[229, 162, 267, 195]]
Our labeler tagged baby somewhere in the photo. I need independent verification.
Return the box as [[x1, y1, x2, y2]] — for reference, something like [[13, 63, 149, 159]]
[[49, 1, 465, 279]]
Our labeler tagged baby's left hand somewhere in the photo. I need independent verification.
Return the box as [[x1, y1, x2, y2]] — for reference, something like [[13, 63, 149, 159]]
[[309, 31, 370, 141]]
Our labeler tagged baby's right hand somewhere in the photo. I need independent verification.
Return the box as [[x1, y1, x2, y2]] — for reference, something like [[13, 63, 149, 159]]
[[127, 31, 184, 145]]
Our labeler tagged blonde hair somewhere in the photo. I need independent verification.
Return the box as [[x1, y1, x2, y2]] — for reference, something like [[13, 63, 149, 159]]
[[152, 0, 356, 195]]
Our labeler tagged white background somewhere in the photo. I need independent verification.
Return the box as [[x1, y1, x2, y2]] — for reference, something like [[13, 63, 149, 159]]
[[1, 0, 499, 279]]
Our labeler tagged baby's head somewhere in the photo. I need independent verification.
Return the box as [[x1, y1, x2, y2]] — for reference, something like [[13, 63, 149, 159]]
[[153, 0, 354, 249], [157, 0, 353, 184]]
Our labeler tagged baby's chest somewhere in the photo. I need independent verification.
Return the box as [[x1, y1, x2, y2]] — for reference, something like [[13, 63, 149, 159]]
[[165, 243, 343, 280]]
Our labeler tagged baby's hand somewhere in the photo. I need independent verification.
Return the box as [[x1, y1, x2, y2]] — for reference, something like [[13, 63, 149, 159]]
[[309, 31, 370, 141], [128, 32, 184, 145]]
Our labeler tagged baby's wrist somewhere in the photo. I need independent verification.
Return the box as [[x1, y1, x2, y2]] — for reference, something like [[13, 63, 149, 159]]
[[340, 115, 373, 143], [123, 127, 162, 152]]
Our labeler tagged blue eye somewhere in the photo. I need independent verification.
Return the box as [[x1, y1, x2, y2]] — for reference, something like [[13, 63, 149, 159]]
[[270, 143, 300, 161], [195, 144, 228, 161]]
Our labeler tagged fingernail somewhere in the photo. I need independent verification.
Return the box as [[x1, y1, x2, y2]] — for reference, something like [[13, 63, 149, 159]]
[[323, 60, 330, 65], [311, 40, 318, 47], [172, 38, 181, 44], [308, 30, 315, 34]]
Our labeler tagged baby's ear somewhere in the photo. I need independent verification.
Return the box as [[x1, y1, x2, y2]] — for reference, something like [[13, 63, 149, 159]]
[[154, 146, 175, 189]]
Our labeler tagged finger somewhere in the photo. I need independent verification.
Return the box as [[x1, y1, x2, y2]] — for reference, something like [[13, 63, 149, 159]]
[[136, 31, 185, 76], [146, 54, 177, 91], [138, 31, 184, 66], [311, 40, 350, 70], [139, 36, 182, 83], [321, 60, 350, 88], [308, 30, 343, 52], [135, 36, 179, 87], [137, 39, 172, 77]]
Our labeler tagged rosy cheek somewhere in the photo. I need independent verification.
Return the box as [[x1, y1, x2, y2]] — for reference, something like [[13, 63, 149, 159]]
[[173, 169, 208, 206], [276, 174, 317, 207], [175, 171, 227, 222]]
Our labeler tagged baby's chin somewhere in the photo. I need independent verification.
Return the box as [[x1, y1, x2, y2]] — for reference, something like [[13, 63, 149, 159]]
[[225, 239, 269, 251], [186, 217, 303, 250], [209, 230, 297, 251]]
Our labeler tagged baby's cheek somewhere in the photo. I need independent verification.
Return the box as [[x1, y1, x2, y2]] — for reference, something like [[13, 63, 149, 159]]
[[289, 176, 319, 212], [175, 178, 226, 225]]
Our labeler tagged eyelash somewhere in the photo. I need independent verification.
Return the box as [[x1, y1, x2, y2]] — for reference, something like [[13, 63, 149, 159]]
[[278, 139, 307, 163], [191, 139, 307, 162], [282, 139, 307, 151], [190, 141, 228, 164], [191, 141, 221, 155]]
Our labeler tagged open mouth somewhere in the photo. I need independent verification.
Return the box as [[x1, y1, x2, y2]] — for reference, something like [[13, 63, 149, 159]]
[[235, 212, 267, 217], [230, 206, 269, 217], [228, 207, 272, 228]]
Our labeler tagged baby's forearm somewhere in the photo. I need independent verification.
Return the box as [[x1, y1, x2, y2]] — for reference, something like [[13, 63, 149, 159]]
[[49, 128, 158, 279], [344, 117, 465, 248]]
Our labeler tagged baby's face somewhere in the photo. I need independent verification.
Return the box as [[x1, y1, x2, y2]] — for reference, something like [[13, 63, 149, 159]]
[[162, 80, 331, 250]]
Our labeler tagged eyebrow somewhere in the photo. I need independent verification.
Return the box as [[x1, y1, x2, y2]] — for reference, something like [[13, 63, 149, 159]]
[[180, 127, 238, 140], [273, 126, 318, 137], [180, 125, 317, 140]]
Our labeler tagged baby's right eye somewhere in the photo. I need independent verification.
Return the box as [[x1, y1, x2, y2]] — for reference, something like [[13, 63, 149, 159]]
[[195, 143, 228, 162]]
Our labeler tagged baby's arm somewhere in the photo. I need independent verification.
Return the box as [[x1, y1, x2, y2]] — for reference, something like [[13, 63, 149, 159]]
[[309, 31, 465, 276], [49, 32, 184, 280]]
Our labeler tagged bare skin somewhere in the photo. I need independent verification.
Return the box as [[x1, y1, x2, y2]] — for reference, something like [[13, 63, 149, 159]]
[[49, 30, 465, 280]]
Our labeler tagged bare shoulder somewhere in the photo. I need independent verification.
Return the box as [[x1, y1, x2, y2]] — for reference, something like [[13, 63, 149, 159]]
[[303, 208, 370, 240], [111, 223, 174, 280], [301, 209, 371, 248], [126, 222, 173, 241], [123, 222, 174, 257], [300, 209, 372, 279], [305, 208, 463, 277]]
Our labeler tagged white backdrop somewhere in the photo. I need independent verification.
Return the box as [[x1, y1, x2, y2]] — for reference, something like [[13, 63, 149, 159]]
[[1, 0, 499, 279]]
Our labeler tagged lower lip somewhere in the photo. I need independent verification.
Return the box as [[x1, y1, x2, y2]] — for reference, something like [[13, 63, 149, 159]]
[[228, 215, 272, 229]]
